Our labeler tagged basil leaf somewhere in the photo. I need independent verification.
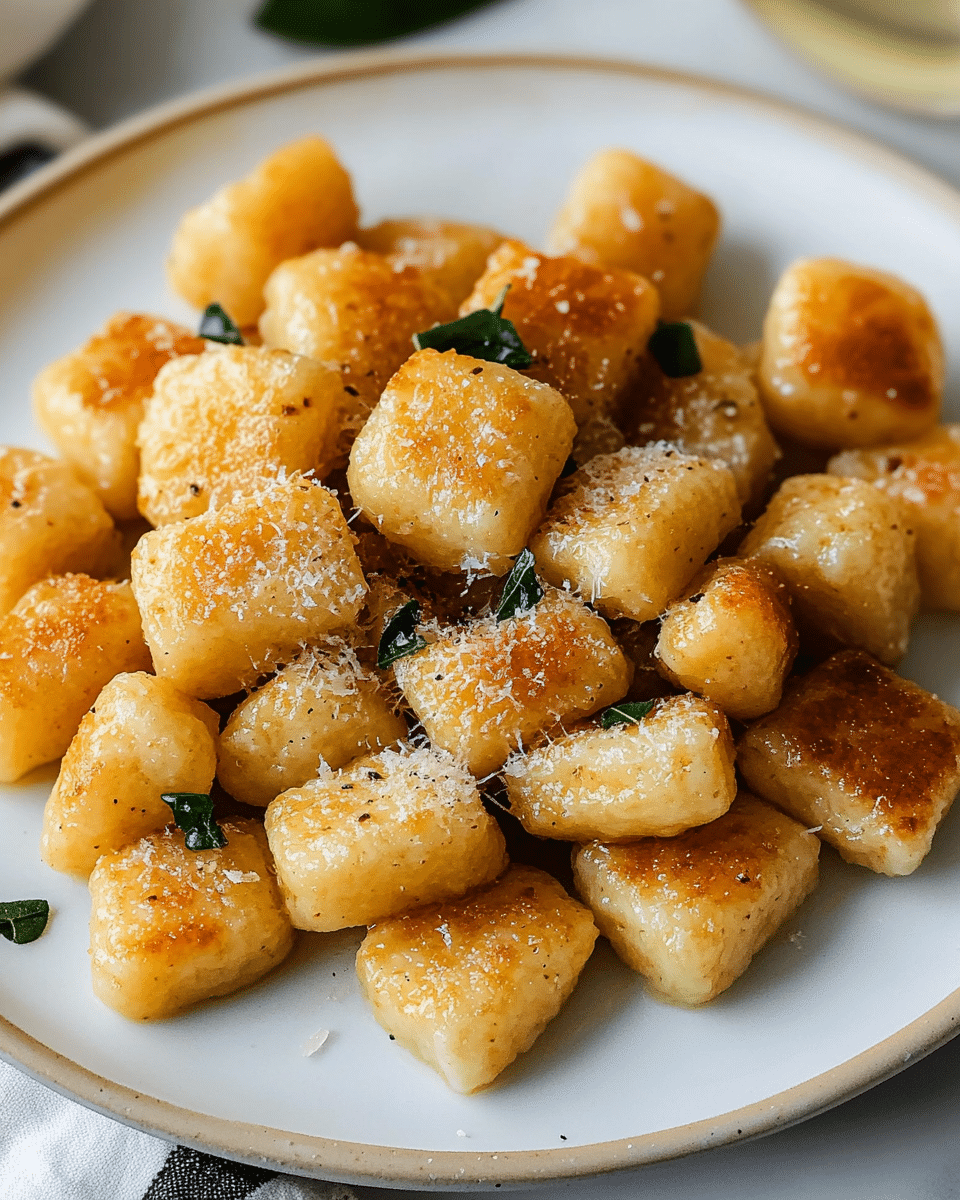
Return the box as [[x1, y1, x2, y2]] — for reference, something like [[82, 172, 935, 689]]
[[0, 899, 49, 944], [378, 600, 427, 668], [648, 321, 701, 378], [254, 0, 493, 46], [199, 303, 244, 346], [496, 549, 544, 622], [161, 792, 228, 851], [413, 285, 533, 370], [600, 700, 655, 729]]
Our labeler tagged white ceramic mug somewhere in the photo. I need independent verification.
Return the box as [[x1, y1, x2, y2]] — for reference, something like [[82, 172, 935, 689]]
[[0, 0, 92, 169]]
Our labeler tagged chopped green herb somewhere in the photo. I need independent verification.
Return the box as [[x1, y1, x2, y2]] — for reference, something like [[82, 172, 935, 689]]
[[254, 0, 493, 46], [161, 792, 227, 851], [0, 899, 49, 944], [199, 303, 244, 346], [378, 600, 427, 668], [600, 700, 655, 729], [413, 285, 533, 369], [648, 321, 701, 377], [496, 549, 544, 622]]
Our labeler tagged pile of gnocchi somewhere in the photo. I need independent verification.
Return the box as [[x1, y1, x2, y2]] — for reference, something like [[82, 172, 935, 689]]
[[4, 135, 960, 1095]]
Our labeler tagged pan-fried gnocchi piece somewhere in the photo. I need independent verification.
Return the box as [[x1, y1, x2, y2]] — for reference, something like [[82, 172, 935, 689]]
[[828, 425, 960, 611], [548, 148, 720, 320], [503, 694, 736, 841], [573, 793, 820, 1005], [32, 313, 204, 520], [0, 447, 120, 616], [624, 320, 779, 511], [259, 244, 455, 428], [459, 239, 660, 425], [394, 586, 631, 777], [40, 672, 218, 878], [136, 345, 343, 526], [130, 477, 366, 698], [738, 650, 960, 876], [347, 348, 576, 574], [529, 444, 740, 623], [264, 745, 507, 931], [655, 559, 798, 720], [356, 865, 597, 1093], [758, 258, 943, 449], [355, 218, 505, 305], [167, 136, 359, 327], [89, 820, 294, 1020], [218, 643, 407, 807], [738, 474, 919, 665], [0, 575, 151, 783]]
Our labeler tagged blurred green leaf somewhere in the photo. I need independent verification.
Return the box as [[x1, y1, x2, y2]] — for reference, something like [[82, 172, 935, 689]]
[[255, 0, 496, 46]]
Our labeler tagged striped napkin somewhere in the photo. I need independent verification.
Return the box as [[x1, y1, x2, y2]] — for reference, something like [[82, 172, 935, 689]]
[[0, 1059, 361, 1200]]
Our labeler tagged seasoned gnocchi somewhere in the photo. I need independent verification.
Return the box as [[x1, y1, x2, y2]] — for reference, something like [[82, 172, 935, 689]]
[[6, 134, 958, 1100]]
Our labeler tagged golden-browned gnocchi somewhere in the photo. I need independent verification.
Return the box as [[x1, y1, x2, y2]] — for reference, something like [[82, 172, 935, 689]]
[[758, 258, 943, 449], [40, 672, 218, 878], [828, 424, 960, 611], [738, 473, 919, 665], [355, 217, 505, 305], [573, 793, 820, 1005], [168, 136, 359, 326], [32, 313, 205, 520], [89, 820, 294, 1020], [738, 650, 960, 876], [136, 345, 343, 526], [259, 243, 455, 428], [655, 559, 798, 720], [548, 148, 720, 320], [503, 693, 736, 841], [347, 348, 576, 574], [530, 444, 740, 623], [394, 586, 631, 776], [218, 642, 406, 807], [459, 238, 660, 425], [264, 745, 507, 931], [130, 476, 366, 698], [0, 575, 152, 783], [12, 130, 960, 1092], [356, 864, 597, 1093], [623, 320, 779, 511], [0, 447, 120, 616]]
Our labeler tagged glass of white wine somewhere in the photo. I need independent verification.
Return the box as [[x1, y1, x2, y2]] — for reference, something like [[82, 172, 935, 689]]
[[744, 0, 960, 116]]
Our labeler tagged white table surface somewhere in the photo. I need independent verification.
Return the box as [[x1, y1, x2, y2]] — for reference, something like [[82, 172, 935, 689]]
[[14, 1, 960, 1197]]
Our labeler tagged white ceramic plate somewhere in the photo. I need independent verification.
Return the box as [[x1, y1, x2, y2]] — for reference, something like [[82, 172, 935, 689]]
[[1, 52, 960, 1191]]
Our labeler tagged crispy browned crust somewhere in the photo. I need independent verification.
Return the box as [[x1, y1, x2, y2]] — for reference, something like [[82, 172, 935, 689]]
[[34, 313, 204, 414], [460, 239, 660, 423]]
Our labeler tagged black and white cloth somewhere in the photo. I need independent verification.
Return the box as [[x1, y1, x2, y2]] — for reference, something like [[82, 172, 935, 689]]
[[0, 1059, 362, 1200]]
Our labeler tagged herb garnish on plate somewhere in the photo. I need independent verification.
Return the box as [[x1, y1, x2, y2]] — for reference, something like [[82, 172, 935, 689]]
[[199, 303, 245, 346], [0, 899, 50, 944], [496, 549, 544, 622], [648, 321, 702, 377], [161, 792, 228, 851], [413, 285, 533, 369], [600, 699, 655, 729], [378, 599, 427, 668]]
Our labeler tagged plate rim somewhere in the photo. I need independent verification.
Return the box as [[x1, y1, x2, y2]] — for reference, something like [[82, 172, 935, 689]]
[[3, 46, 960, 1189]]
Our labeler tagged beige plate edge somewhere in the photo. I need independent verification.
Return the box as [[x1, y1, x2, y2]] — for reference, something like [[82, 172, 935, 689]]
[[3, 47, 960, 1189]]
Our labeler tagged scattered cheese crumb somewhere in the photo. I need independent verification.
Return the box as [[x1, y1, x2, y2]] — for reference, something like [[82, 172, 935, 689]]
[[223, 869, 261, 884], [302, 1028, 330, 1057]]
